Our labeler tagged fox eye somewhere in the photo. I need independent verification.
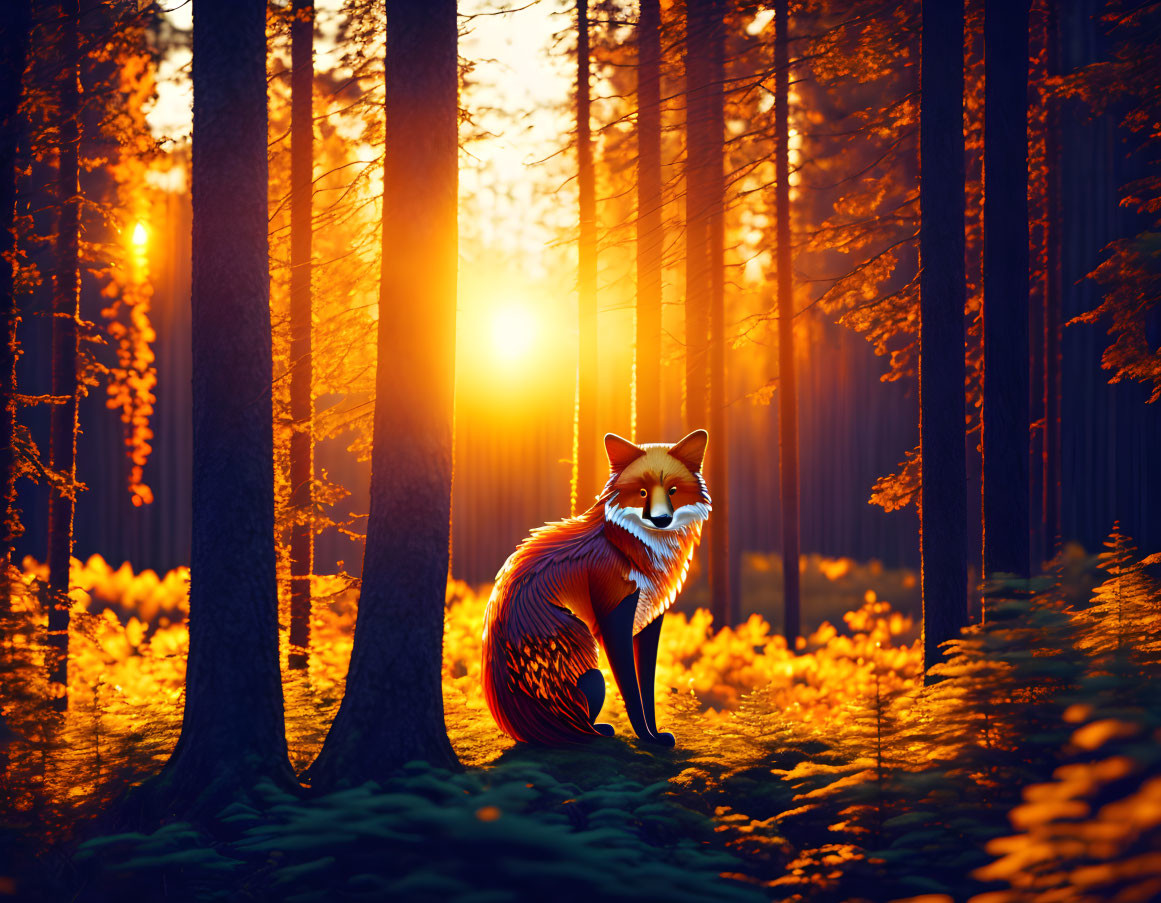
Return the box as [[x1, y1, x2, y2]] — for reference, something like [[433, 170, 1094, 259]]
[[668, 486, 677, 496], [639, 488, 648, 498]]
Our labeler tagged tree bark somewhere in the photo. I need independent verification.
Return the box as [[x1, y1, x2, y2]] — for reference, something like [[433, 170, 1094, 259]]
[[576, 0, 599, 513], [47, 0, 81, 710], [919, 0, 968, 676], [635, 0, 662, 442], [154, 0, 295, 815], [287, 0, 314, 671], [775, 0, 800, 645], [683, 0, 711, 432], [704, 0, 731, 626], [0, 0, 30, 602], [982, 0, 1031, 582], [307, 0, 459, 788], [1042, 0, 1062, 562]]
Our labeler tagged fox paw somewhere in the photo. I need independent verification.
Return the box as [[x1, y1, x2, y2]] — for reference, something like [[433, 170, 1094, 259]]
[[641, 731, 675, 748], [594, 723, 615, 737]]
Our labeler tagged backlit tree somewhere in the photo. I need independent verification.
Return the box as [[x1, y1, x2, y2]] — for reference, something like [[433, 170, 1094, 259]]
[[918, 0, 968, 673], [981, 0, 1031, 582], [156, 0, 296, 813], [0, 0, 31, 600], [307, 0, 460, 787]]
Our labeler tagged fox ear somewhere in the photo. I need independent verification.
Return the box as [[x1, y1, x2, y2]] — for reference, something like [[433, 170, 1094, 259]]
[[668, 429, 708, 473], [604, 433, 645, 471]]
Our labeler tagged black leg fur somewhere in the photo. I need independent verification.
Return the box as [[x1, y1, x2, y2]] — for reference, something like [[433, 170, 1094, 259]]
[[597, 590, 657, 743], [577, 667, 614, 735], [578, 668, 613, 737], [634, 614, 673, 746], [577, 668, 605, 720]]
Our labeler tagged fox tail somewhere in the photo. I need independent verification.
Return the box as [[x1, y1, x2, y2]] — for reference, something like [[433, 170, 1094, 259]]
[[482, 593, 602, 745]]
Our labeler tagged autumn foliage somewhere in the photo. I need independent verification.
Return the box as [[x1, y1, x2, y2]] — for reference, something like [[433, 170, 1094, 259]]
[[1, 529, 1158, 900], [1062, 1, 1161, 403]]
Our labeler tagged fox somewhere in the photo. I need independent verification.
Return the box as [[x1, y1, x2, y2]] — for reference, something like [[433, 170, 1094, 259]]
[[482, 429, 711, 746]]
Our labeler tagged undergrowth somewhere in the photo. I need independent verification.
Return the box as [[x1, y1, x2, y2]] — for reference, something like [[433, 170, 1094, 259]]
[[0, 530, 1157, 902]]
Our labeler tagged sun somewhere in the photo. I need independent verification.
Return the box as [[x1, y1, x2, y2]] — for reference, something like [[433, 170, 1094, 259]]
[[491, 304, 536, 364]]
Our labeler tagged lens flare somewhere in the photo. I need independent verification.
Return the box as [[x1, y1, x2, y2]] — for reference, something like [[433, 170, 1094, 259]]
[[491, 305, 536, 364]]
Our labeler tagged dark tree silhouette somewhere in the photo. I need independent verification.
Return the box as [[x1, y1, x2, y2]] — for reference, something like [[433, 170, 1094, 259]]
[[705, 0, 731, 627], [1041, 0, 1062, 562], [774, 0, 800, 646], [684, 0, 711, 433], [307, 0, 459, 787], [1028, 0, 1061, 567], [576, 0, 599, 513], [155, 0, 295, 812], [635, 0, 662, 441], [0, 0, 30, 597], [918, 0, 968, 675], [287, 0, 315, 671], [47, 0, 81, 709], [981, 0, 1031, 582], [685, 0, 730, 626]]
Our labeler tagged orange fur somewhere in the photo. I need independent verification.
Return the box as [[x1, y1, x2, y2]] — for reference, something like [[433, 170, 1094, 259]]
[[482, 431, 710, 744]]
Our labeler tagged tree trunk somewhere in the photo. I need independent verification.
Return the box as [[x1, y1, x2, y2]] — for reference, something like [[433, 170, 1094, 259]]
[[704, 0, 731, 626], [307, 0, 459, 788], [775, 0, 800, 645], [684, 0, 711, 432], [1042, 0, 1061, 562], [155, 0, 295, 815], [982, 0, 1031, 582], [287, 0, 314, 671], [1028, 72, 1045, 569], [635, 0, 662, 442], [919, 0, 968, 676], [0, 0, 30, 602], [47, 0, 81, 710], [575, 0, 599, 513]]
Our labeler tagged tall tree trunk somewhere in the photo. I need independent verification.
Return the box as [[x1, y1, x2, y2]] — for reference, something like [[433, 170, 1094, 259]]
[[47, 0, 81, 710], [635, 0, 662, 442], [684, 0, 711, 432], [287, 0, 314, 671], [0, 0, 31, 604], [1042, 0, 1062, 562], [1028, 91, 1045, 568], [775, 0, 800, 645], [704, 0, 731, 626], [155, 0, 295, 814], [919, 0, 968, 676], [575, 0, 598, 513], [982, 0, 1031, 582], [307, 0, 459, 787]]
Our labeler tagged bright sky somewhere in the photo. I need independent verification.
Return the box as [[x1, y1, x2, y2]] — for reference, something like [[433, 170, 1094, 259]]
[[149, 0, 349, 140], [148, 0, 573, 259], [458, 1, 574, 267], [148, 1, 578, 370]]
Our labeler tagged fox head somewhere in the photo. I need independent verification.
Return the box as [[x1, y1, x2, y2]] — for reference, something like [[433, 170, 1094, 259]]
[[602, 430, 711, 533]]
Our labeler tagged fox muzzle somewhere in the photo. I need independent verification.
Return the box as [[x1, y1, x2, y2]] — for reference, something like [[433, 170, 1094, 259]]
[[642, 486, 675, 527]]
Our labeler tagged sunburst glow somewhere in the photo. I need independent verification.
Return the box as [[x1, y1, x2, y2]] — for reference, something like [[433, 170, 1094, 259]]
[[490, 304, 536, 364]]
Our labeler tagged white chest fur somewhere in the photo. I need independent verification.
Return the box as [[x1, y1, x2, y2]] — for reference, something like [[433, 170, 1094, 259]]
[[604, 498, 710, 633]]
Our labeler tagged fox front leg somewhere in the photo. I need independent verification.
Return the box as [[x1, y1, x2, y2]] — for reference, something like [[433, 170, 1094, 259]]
[[634, 614, 674, 747], [597, 590, 665, 745]]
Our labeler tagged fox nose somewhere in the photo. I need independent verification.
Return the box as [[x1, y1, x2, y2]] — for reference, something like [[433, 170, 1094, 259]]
[[647, 513, 672, 529]]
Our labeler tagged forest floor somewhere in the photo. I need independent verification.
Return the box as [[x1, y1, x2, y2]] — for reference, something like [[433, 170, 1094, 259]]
[[2, 540, 1159, 902]]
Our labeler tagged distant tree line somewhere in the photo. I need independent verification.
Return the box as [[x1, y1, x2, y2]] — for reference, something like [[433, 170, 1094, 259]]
[[575, 0, 1160, 670]]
